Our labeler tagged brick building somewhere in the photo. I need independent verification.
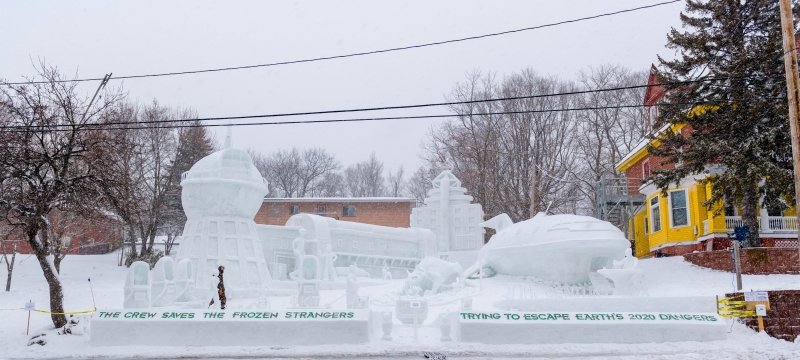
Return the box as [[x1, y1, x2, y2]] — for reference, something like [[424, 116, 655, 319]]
[[1, 211, 123, 255], [255, 197, 417, 227]]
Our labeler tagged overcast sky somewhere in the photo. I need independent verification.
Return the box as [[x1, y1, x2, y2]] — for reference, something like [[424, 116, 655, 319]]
[[1, 0, 684, 173]]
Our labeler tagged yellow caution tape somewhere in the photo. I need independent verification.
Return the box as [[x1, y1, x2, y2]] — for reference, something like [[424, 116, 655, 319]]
[[33, 308, 96, 315]]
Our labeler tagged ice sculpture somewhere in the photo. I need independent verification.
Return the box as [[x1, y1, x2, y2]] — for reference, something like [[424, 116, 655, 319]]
[[479, 213, 513, 233], [123, 261, 151, 308], [177, 146, 272, 299], [274, 213, 437, 278], [410, 170, 485, 267], [297, 255, 320, 307], [174, 258, 195, 302], [466, 212, 630, 284], [597, 248, 643, 295], [403, 257, 463, 295], [150, 257, 177, 307]]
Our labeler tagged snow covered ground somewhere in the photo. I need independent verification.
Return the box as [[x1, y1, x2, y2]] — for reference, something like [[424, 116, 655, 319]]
[[1, 252, 799, 359]]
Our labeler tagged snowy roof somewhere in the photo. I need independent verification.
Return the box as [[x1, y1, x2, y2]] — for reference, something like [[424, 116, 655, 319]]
[[264, 197, 416, 203], [614, 123, 672, 171]]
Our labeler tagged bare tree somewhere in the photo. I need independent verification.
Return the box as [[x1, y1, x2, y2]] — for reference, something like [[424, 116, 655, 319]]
[[252, 147, 340, 198], [316, 172, 346, 197], [0, 65, 121, 328], [345, 153, 386, 197], [0, 220, 18, 292], [426, 69, 580, 221], [94, 102, 146, 262], [570, 65, 648, 214], [385, 166, 405, 197], [45, 211, 79, 274], [407, 166, 437, 203], [162, 119, 214, 255], [96, 101, 191, 265]]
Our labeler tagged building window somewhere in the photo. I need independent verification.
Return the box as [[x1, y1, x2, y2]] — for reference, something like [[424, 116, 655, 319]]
[[648, 105, 659, 129], [669, 189, 689, 227], [343, 205, 356, 217], [290, 205, 300, 215], [650, 197, 661, 232], [316, 205, 326, 215]]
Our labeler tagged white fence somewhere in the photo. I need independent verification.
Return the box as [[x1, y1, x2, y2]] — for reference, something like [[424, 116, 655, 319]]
[[724, 216, 798, 233]]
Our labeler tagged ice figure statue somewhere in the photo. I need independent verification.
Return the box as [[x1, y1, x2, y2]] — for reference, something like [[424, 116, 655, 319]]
[[465, 212, 630, 284], [597, 248, 643, 295], [403, 257, 463, 295], [176, 145, 272, 301]]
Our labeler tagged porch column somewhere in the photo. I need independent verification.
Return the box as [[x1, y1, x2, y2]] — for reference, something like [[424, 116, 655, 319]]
[[759, 199, 771, 233]]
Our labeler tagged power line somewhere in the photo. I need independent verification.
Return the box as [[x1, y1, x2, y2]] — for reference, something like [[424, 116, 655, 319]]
[[0, 1, 681, 86], [0, 74, 781, 131], [0, 98, 783, 133]]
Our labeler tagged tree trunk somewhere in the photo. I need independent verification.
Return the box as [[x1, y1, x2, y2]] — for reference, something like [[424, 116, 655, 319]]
[[164, 233, 174, 256], [34, 250, 67, 328], [4, 252, 15, 292], [54, 254, 63, 274], [127, 224, 137, 260], [741, 180, 762, 247], [139, 226, 147, 257], [29, 228, 67, 328]]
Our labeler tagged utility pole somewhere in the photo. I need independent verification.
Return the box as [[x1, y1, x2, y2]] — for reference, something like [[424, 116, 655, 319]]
[[80, 73, 112, 123], [778, 0, 800, 264]]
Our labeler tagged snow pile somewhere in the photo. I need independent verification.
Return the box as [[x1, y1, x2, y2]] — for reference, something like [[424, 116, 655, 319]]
[[1, 253, 799, 358]]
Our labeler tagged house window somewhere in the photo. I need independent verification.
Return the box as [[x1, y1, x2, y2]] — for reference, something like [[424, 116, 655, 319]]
[[648, 104, 659, 127], [289, 205, 300, 215], [343, 205, 356, 217], [650, 197, 661, 232], [669, 189, 689, 227], [316, 205, 326, 215], [642, 160, 651, 180]]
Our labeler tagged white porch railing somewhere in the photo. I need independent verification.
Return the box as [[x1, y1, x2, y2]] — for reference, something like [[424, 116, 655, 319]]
[[766, 216, 798, 232], [725, 216, 745, 230], [724, 216, 798, 233]]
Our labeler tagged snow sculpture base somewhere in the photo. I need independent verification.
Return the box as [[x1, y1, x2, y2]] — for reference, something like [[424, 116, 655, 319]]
[[457, 310, 726, 344], [91, 309, 371, 346]]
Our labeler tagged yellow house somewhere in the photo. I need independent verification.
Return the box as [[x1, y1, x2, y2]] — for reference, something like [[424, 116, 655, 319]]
[[613, 69, 797, 257], [616, 127, 798, 258]]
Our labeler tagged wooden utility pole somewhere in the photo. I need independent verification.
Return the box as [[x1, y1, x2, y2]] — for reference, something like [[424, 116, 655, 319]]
[[778, 0, 800, 264]]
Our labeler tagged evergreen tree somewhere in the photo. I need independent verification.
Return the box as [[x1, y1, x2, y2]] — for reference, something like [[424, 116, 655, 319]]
[[162, 121, 214, 254], [650, 0, 796, 247]]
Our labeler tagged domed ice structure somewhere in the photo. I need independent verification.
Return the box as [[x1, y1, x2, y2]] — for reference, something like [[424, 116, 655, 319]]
[[177, 147, 272, 299]]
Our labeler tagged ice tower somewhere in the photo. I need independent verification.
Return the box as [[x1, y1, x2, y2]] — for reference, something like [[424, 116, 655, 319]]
[[177, 144, 271, 299], [410, 170, 484, 266]]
